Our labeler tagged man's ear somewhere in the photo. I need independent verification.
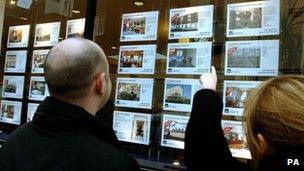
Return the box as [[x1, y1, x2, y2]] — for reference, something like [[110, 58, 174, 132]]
[[257, 133, 268, 156], [95, 73, 106, 95]]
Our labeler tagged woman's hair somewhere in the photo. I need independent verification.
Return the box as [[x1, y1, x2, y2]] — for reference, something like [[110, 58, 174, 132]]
[[244, 75, 304, 164]]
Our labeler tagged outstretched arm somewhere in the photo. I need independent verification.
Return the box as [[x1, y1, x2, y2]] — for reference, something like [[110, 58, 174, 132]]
[[184, 66, 250, 171]]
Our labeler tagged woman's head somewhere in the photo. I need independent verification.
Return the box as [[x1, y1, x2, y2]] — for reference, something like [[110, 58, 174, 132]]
[[244, 75, 304, 162]]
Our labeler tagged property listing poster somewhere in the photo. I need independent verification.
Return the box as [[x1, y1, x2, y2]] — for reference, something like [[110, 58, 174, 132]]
[[226, 0, 280, 37], [169, 5, 214, 39], [120, 11, 159, 41], [225, 40, 279, 76], [32, 50, 49, 74], [223, 81, 263, 116], [118, 44, 156, 74], [166, 42, 212, 75], [163, 78, 201, 112], [28, 77, 50, 101], [113, 111, 151, 145], [161, 114, 189, 149], [5, 50, 27, 73], [222, 120, 252, 159], [0, 100, 22, 125], [27, 103, 39, 122], [66, 18, 85, 38], [34, 22, 60, 47], [2, 76, 25, 99], [115, 78, 154, 109], [7, 25, 30, 48]]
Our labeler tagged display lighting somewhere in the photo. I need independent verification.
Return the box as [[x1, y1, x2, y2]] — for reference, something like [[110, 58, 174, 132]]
[[72, 10, 81, 14], [10, 0, 16, 5], [20, 17, 28, 21], [172, 161, 181, 166], [134, 1, 144, 6]]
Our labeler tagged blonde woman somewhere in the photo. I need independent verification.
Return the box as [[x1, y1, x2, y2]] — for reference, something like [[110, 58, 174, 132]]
[[185, 66, 304, 171]]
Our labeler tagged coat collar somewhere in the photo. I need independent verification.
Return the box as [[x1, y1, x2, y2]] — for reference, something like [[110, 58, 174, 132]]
[[32, 96, 119, 145]]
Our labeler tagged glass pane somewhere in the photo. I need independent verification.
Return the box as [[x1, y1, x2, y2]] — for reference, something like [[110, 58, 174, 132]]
[[94, 0, 304, 169], [0, 0, 87, 129]]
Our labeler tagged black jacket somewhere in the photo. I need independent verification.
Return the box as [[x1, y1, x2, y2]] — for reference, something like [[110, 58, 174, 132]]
[[185, 89, 304, 171], [0, 97, 140, 171]]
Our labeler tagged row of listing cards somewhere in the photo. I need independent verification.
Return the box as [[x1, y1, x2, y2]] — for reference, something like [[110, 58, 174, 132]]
[[115, 77, 262, 116], [5, 40, 280, 76], [120, 0, 280, 41], [7, 18, 85, 48], [2, 76, 49, 101], [115, 78, 200, 112], [117, 40, 279, 76], [0, 100, 38, 125], [112, 111, 251, 159], [0, 105, 251, 159], [4, 50, 49, 73], [7, 1, 280, 46], [3, 76, 263, 117]]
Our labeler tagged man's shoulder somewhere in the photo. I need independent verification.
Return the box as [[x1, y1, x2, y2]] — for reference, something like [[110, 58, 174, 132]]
[[6, 123, 34, 141], [70, 133, 124, 156], [66, 134, 140, 170], [4, 124, 140, 170]]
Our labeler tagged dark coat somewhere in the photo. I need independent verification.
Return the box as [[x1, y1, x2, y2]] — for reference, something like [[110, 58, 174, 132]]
[[185, 89, 304, 171], [0, 97, 140, 171]]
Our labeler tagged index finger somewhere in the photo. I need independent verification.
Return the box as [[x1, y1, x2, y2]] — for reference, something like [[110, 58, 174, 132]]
[[211, 66, 216, 76]]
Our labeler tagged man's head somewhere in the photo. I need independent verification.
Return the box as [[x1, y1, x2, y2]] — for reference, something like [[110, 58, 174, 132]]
[[44, 38, 111, 113]]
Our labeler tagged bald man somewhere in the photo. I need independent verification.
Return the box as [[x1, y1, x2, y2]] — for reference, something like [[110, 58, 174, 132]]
[[0, 38, 140, 171]]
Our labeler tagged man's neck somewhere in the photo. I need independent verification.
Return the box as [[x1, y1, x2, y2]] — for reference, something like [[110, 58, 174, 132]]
[[52, 95, 98, 116]]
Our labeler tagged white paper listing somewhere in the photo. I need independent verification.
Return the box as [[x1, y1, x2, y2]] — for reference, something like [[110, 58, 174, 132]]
[[115, 78, 154, 109], [28, 77, 50, 101], [120, 11, 159, 42], [27, 103, 39, 122], [223, 80, 263, 117], [222, 120, 252, 159], [4, 50, 27, 73], [0, 100, 22, 125], [2, 76, 25, 99], [169, 5, 214, 39], [31, 50, 49, 74], [118, 44, 156, 74], [224, 40, 279, 76], [113, 111, 151, 145], [66, 18, 85, 38], [166, 42, 212, 75], [34, 22, 60, 47], [163, 78, 201, 112], [226, 0, 280, 37], [161, 114, 189, 149], [7, 25, 30, 48]]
